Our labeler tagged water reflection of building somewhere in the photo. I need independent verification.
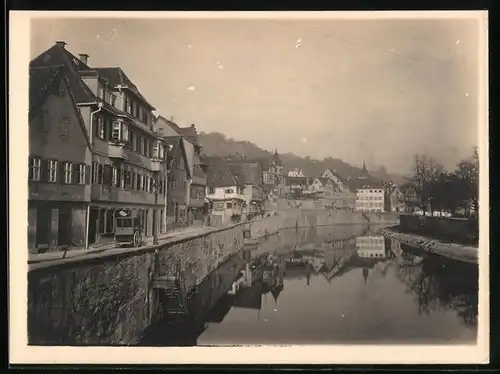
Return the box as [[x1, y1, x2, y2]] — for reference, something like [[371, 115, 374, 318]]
[[356, 236, 386, 258]]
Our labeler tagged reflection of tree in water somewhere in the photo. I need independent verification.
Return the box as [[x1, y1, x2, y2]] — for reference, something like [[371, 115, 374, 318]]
[[401, 252, 478, 327]]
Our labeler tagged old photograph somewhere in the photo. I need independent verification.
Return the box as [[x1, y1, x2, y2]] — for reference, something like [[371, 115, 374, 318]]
[[10, 11, 488, 364]]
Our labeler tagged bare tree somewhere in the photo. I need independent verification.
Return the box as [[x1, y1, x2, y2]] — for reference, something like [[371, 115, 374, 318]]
[[455, 147, 479, 217], [408, 154, 444, 214]]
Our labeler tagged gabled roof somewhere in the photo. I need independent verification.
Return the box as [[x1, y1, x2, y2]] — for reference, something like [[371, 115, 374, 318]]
[[177, 126, 200, 146], [29, 65, 62, 111], [30, 42, 156, 111], [164, 135, 191, 177], [94, 67, 155, 110], [30, 43, 97, 103], [227, 160, 263, 186], [315, 177, 331, 186], [204, 156, 243, 188], [323, 168, 347, 183], [29, 64, 92, 149]]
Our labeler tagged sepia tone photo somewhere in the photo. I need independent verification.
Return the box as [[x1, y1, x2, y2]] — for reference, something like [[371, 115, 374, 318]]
[[9, 11, 488, 364]]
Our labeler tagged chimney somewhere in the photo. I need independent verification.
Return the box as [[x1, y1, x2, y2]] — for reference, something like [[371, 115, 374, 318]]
[[55, 41, 67, 48], [190, 124, 196, 129], [78, 53, 89, 64], [170, 116, 175, 122]]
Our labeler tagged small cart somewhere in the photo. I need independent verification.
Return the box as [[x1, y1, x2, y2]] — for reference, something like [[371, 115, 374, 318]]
[[114, 211, 143, 247]]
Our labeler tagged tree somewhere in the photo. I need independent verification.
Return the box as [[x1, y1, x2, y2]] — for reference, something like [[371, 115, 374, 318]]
[[408, 154, 444, 213], [454, 147, 479, 217]]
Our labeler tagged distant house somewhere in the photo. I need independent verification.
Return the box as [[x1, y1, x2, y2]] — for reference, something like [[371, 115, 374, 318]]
[[309, 177, 330, 194], [226, 160, 265, 218], [163, 136, 191, 227], [399, 184, 420, 213], [287, 168, 305, 178], [321, 168, 345, 191], [28, 65, 92, 251], [286, 175, 309, 191], [385, 184, 406, 213], [156, 117, 208, 223], [345, 162, 385, 212], [204, 156, 246, 226]]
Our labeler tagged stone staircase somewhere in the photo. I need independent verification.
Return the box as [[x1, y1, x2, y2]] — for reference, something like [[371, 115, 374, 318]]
[[152, 261, 189, 317]]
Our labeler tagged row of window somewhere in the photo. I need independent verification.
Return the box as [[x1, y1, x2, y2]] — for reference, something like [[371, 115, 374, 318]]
[[190, 186, 205, 200], [212, 201, 244, 211], [124, 95, 152, 126], [359, 189, 384, 194], [357, 195, 384, 201], [95, 117, 166, 160], [29, 157, 88, 184], [97, 83, 153, 127], [91, 162, 166, 194]]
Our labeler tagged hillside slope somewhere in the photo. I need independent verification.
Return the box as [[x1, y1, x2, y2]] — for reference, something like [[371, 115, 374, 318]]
[[198, 131, 407, 184]]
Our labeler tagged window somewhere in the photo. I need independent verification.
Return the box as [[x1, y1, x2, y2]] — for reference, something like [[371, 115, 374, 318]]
[[145, 139, 150, 157], [138, 106, 143, 121], [226, 202, 233, 208], [172, 178, 177, 190], [59, 117, 69, 138], [112, 121, 121, 141], [132, 132, 137, 151], [77, 164, 86, 184], [92, 162, 99, 183], [97, 117, 105, 139], [126, 96, 132, 114], [120, 169, 125, 188], [159, 143, 164, 160], [140, 174, 145, 191], [29, 157, 41, 181], [122, 124, 129, 143], [63, 162, 74, 184], [208, 187, 215, 194], [48, 160, 58, 183], [140, 137, 145, 155], [112, 167, 118, 187], [225, 189, 234, 194], [152, 141, 159, 159], [111, 94, 117, 107]]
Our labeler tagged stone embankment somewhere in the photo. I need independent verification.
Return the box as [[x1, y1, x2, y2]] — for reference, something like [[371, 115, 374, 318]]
[[382, 227, 478, 265], [27, 208, 398, 346]]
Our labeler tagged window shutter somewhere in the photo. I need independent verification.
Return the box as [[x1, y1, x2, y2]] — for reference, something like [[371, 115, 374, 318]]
[[98, 164, 103, 184], [116, 169, 121, 187], [28, 157, 33, 180], [85, 164, 91, 184]]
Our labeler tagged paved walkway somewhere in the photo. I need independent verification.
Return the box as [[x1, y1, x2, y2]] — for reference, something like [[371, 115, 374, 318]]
[[28, 225, 215, 265]]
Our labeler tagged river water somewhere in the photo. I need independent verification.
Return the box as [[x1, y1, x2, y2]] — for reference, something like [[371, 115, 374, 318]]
[[140, 225, 478, 346]]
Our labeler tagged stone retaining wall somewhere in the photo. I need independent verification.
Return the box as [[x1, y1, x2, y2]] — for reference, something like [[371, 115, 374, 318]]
[[27, 209, 396, 346], [399, 214, 478, 244]]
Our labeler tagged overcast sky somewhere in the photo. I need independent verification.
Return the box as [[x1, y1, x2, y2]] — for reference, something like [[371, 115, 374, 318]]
[[30, 16, 481, 174]]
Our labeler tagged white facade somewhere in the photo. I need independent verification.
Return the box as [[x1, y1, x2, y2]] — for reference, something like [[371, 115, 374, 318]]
[[206, 185, 246, 224], [356, 236, 386, 258], [355, 187, 385, 212], [288, 168, 305, 177]]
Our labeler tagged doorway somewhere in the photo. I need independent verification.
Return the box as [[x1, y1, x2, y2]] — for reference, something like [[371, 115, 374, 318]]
[[58, 205, 72, 246], [35, 204, 51, 248]]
